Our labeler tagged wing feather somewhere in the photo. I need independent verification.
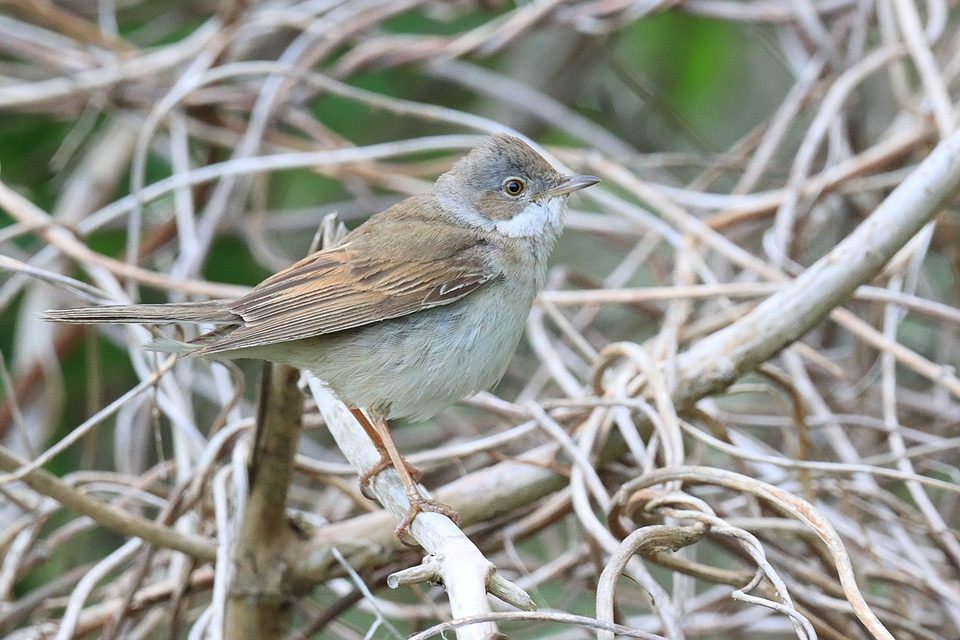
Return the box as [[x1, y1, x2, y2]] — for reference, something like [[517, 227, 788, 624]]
[[190, 206, 493, 356]]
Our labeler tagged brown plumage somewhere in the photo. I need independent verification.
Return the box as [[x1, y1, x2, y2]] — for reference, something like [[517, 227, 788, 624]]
[[210, 196, 494, 355]]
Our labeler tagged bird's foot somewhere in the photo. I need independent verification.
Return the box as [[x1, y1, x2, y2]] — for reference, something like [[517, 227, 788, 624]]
[[395, 486, 461, 545], [357, 452, 422, 500]]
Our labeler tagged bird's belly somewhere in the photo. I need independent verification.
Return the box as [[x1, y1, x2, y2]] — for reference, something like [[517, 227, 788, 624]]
[[271, 284, 533, 421]]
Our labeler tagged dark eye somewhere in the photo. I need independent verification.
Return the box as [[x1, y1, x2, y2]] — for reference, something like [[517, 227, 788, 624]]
[[503, 178, 526, 196]]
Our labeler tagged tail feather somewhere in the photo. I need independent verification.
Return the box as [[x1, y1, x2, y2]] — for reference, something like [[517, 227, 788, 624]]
[[42, 300, 239, 325]]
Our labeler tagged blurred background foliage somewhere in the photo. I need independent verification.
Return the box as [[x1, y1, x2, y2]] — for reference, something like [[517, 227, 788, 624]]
[[3, 0, 960, 638]]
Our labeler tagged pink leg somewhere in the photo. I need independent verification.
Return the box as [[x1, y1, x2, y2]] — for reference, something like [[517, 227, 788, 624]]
[[354, 409, 461, 540], [351, 408, 420, 499]]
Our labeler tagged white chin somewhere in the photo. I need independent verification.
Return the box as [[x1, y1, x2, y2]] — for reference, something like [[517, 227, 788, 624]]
[[494, 198, 565, 238]]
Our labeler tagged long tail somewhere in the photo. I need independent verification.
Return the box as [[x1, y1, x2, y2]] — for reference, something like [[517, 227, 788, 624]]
[[42, 300, 239, 325]]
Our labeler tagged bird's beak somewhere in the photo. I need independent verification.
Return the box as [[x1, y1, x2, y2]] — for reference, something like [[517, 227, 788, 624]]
[[536, 174, 601, 199]]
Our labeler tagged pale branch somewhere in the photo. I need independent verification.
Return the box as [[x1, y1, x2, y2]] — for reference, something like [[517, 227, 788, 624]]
[[306, 377, 537, 640], [674, 124, 960, 403], [297, 439, 567, 579]]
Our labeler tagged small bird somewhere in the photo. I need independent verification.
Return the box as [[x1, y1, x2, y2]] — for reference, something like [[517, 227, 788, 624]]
[[44, 134, 599, 537]]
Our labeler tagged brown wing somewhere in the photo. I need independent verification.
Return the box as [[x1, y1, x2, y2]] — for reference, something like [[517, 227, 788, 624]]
[[190, 203, 493, 356]]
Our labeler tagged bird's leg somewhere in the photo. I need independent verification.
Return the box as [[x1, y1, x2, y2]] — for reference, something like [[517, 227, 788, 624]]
[[351, 409, 420, 499], [362, 411, 461, 540]]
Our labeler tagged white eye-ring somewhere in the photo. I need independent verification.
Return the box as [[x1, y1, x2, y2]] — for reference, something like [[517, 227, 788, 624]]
[[502, 177, 526, 197]]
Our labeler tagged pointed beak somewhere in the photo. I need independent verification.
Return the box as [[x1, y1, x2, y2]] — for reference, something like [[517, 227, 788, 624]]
[[536, 174, 601, 199]]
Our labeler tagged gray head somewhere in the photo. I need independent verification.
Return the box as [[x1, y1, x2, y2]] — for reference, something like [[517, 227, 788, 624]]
[[434, 134, 599, 234]]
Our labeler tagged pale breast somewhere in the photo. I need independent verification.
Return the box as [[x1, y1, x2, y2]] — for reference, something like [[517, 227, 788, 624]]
[[256, 276, 537, 421]]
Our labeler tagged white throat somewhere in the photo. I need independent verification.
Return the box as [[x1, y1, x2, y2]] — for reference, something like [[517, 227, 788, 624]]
[[494, 198, 565, 238], [437, 192, 567, 239]]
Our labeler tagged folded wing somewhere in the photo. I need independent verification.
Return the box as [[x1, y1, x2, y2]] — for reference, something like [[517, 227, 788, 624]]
[[192, 226, 492, 356]]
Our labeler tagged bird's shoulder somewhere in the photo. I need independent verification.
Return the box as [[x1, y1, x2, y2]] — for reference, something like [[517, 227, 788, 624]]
[[346, 193, 486, 259]]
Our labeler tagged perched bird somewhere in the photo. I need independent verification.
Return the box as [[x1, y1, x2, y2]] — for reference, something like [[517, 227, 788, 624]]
[[44, 134, 599, 536]]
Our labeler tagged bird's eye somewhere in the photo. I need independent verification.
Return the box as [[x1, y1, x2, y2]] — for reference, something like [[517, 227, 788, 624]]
[[503, 178, 526, 196]]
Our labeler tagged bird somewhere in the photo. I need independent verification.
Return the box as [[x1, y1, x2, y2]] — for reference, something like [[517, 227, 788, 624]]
[[44, 134, 600, 538]]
